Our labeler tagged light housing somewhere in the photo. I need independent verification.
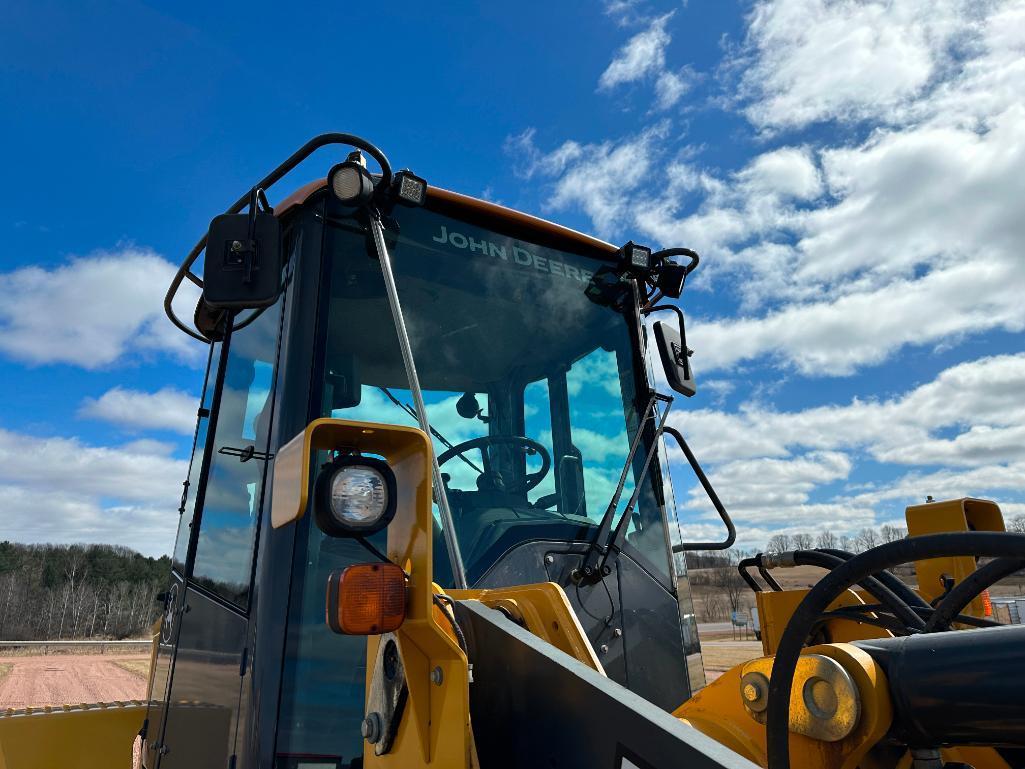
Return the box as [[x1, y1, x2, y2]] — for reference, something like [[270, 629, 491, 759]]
[[617, 241, 652, 275], [391, 169, 427, 206], [656, 263, 688, 298], [314, 454, 397, 537], [326, 562, 406, 635], [328, 158, 375, 207]]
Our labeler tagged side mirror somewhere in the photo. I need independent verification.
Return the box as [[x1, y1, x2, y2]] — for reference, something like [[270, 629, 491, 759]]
[[203, 194, 282, 310], [654, 319, 696, 397]]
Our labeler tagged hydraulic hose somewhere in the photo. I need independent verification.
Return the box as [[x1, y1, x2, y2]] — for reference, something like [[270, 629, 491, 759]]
[[816, 548, 932, 611], [765, 532, 1025, 769], [924, 555, 1025, 632], [786, 550, 925, 631]]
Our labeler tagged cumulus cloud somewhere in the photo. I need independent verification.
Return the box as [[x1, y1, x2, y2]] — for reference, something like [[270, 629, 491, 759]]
[[0, 248, 204, 369], [737, 0, 982, 129], [79, 386, 198, 435], [0, 428, 186, 556]]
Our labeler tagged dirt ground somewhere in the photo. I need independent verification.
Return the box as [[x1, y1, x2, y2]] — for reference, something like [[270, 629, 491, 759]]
[[0, 654, 149, 709], [700, 640, 763, 683]]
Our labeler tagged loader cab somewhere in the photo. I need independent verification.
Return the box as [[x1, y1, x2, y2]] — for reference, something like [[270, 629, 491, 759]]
[[149, 167, 701, 769]]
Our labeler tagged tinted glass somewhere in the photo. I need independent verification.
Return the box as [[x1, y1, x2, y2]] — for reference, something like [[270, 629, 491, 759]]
[[191, 301, 282, 607], [172, 342, 220, 572]]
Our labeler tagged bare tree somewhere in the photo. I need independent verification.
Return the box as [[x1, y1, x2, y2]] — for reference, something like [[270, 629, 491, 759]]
[[856, 527, 880, 552], [1008, 515, 1025, 534], [838, 534, 854, 552], [766, 534, 792, 554], [816, 531, 838, 549], [879, 524, 907, 543], [792, 532, 814, 550], [709, 549, 747, 616]]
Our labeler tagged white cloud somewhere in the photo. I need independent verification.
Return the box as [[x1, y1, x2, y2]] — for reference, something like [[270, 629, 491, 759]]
[[693, 256, 1025, 375], [737, 0, 981, 129], [667, 353, 1025, 547], [79, 386, 198, 435], [0, 248, 204, 369], [674, 353, 1025, 466], [514, 123, 670, 238], [599, 12, 675, 90], [0, 428, 186, 557], [654, 69, 691, 110]]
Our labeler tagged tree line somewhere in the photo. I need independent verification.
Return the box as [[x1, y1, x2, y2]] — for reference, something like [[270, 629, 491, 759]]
[[685, 515, 1025, 622], [0, 542, 170, 641]]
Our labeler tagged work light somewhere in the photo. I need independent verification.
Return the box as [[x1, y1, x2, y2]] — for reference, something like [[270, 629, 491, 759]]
[[315, 455, 397, 537], [328, 153, 375, 207], [391, 170, 427, 206], [618, 241, 652, 274]]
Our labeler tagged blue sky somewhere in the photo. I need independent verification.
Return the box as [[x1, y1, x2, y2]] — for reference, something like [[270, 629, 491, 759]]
[[2, 0, 1024, 556]]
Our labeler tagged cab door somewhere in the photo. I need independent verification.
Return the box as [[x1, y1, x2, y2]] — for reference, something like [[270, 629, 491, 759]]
[[153, 298, 285, 769]]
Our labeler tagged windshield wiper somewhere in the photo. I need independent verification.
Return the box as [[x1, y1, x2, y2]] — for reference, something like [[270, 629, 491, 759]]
[[378, 387, 483, 474], [577, 392, 673, 583]]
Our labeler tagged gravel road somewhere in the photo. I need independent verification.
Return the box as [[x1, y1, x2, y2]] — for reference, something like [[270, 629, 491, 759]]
[[0, 654, 148, 709]]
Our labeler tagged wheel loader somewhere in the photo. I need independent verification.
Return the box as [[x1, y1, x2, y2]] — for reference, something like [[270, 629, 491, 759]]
[[2, 133, 1023, 769]]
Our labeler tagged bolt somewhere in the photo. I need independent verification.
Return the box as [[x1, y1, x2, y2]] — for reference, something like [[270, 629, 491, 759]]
[[600, 644, 609, 654], [740, 671, 770, 712], [613, 627, 622, 637], [602, 565, 612, 576], [231, 240, 243, 252], [544, 555, 554, 565], [361, 712, 383, 743], [431, 666, 444, 685]]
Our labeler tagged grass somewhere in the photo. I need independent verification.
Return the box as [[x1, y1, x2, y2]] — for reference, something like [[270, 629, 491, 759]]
[[112, 659, 151, 679]]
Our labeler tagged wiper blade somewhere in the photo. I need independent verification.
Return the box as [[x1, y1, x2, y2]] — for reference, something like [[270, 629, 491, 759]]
[[378, 387, 483, 474], [578, 392, 673, 582]]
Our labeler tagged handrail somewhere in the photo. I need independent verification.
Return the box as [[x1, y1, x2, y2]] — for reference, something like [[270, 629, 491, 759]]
[[664, 425, 736, 552], [164, 132, 394, 342]]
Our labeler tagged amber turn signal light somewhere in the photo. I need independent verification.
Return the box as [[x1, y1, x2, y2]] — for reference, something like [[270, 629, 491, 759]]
[[326, 562, 407, 635]]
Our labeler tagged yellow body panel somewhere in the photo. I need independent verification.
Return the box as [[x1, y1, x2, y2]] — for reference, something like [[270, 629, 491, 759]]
[[0, 702, 147, 769], [906, 497, 1005, 616], [756, 589, 891, 657], [448, 581, 604, 672], [676, 644, 892, 769]]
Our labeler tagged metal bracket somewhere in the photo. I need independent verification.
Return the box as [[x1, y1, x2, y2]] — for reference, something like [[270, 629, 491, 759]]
[[364, 633, 408, 756]]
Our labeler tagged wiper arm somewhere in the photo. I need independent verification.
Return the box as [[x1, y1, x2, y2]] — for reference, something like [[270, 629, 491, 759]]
[[577, 392, 673, 582], [378, 387, 483, 474]]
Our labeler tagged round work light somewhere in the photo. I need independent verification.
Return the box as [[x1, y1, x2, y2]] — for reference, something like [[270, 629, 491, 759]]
[[314, 455, 398, 537], [328, 160, 375, 207]]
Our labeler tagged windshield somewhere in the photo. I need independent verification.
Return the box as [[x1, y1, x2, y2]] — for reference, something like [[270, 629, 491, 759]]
[[321, 202, 672, 582]]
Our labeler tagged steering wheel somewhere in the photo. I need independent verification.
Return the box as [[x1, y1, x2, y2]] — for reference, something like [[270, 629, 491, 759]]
[[436, 436, 552, 494]]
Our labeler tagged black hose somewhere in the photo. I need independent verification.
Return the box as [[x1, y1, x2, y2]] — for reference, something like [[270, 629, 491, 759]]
[[765, 532, 1025, 769], [738, 558, 763, 592], [924, 556, 1025, 632], [739, 555, 783, 593], [758, 563, 783, 591], [816, 548, 932, 610], [810, 609, 912, 637], [790, 550, 925, 631]]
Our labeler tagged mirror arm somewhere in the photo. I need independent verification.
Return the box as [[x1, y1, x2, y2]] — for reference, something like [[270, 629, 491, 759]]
[[663, 425, 736, 552]]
